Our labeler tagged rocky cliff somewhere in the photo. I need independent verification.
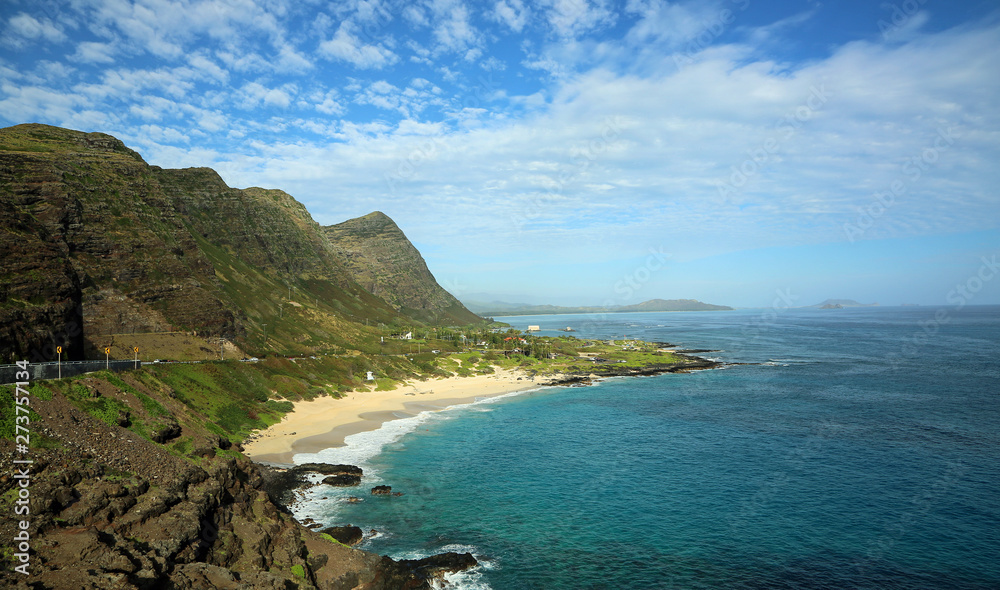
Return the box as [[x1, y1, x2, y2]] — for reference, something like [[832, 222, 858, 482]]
[[0, 362, 478, 589], [325, 212, 481, 325], [0, 124, 478, 363]]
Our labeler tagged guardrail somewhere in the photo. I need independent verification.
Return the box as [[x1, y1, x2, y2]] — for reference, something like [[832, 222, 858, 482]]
[[0, 360, 139, 385]]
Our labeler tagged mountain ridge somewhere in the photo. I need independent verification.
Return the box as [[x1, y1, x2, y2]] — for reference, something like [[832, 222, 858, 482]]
[[0, 123, 480, 363], [324, 211, 481, 325]]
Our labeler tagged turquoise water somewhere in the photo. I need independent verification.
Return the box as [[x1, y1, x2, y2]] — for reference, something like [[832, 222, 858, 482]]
[[294, 307, 1000, 589]]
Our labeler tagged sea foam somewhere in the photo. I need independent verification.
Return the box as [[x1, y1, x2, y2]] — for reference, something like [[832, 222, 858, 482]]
[[291, 387, 542, 468], [288, 387, 544, 520]]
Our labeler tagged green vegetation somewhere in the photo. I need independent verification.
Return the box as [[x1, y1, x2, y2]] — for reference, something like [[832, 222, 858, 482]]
[[320, 533, 350, 547], [0, 324, 704, 477], [0, 385, 39, 440], [171, 437, 193, 455]]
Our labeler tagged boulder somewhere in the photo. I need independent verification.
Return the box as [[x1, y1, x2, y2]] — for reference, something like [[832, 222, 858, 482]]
[[322, 473, 361, 487], [151, 417, 181, 443], [399, 552, 479, 578], [293, 463, 363, 476], [371, 485, 392, 495], [320, 525, 364, 546]]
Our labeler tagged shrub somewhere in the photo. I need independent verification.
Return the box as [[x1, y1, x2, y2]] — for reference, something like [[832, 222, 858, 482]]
[[29, 383, 53, 401], [265, 400, 294, 413], [217, 403, 249, 433]]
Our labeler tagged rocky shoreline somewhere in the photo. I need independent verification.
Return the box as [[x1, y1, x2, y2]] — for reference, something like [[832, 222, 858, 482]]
[[0, 350, 721, 589], [0, 389, 480, 590], [546, 351, 724, 386], [244, 351, 725, 584]]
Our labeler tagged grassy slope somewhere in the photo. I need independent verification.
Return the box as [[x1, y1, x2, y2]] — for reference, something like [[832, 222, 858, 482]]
[[1, 333, 695, 466]]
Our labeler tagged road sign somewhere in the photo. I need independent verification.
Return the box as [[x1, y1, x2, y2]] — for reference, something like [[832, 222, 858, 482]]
[[56, 346, 62, 354], [105, 347, 110, 354], [134, 347, 139, 353]]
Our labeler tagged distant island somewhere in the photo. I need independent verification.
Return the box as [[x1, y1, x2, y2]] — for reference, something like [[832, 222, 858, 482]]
[[466, 298, 733, 317], [807, 299, 879, 309]]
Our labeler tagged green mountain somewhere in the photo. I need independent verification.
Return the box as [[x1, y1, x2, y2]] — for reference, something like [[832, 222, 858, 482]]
[[0, 124, 478, 363], [324, 212, 481, 326], [469, 298, 732, 316]]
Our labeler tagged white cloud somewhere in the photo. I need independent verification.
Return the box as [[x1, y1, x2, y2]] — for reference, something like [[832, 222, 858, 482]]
[[71, 0, 294, 64], [31, 61, 76, 84], [2, 0, 996, 303], [276, 43, 313, 72], [239, 81, 297, 109], [542, 0, 616, 38], [138, 123, 190, 143], [71, 41, 117, 64], [426, 0, 481, 54], [187, 53, 229, 83], [492, 0, 529, 32], [210, 19, 1000, 266], [216, 50, 270, 73], [319, 21, 398, 69], [0, 83, 82, 124], [481, 56, 506, 71], [85, 67, 196, 100], [624, 0, 720, 49], [402, 5, 430, 27], [196, 109, 228, 132], [5, 12, 66, 46], [310, 89, 345, 115]]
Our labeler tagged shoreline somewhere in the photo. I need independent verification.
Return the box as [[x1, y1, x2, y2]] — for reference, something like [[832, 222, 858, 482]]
[[244, 368, 558, 465], [244, 353, 722, 467]]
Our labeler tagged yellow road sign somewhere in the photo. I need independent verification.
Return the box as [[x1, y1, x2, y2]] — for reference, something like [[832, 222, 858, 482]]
[[134, 347, 139, 353], [56, 346, 62, 354], [105, 347, 110, 354]]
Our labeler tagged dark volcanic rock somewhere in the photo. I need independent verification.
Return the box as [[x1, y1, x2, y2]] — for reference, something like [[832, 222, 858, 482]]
[[257, 465, 306, 509], [321, 525, 364, 546], [0, 438, 450, 590], [399, 552, 479, 579], [322, 473, 361, 487], [294, 463, 363, 477], [150, 416, 182, 443], [371, 485, 392, 495]]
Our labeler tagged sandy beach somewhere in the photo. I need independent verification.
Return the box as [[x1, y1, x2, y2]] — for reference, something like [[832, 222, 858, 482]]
[[244, 368, 550, 465]]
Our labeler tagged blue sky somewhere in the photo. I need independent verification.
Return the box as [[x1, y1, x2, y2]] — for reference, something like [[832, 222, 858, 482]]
[[2, 0, 998, 308]]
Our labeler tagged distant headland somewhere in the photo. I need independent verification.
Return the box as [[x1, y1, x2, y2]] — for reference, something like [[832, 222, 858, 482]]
[[465, 298, 733, 317]]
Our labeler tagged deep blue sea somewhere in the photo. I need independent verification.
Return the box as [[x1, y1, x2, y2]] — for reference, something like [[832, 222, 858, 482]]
[[293, 306, 1000, 589]]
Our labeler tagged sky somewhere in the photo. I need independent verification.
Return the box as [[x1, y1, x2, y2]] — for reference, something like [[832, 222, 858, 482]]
[[1, 0, 999, 308]]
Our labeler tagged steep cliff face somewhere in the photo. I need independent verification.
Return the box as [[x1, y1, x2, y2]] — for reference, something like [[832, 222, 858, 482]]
[[154, 170, 351, 284], [0, 193, 83, 361], [0, 124, 402, 361], [324, 212, 481, 325], [0, 124, 215, 361]]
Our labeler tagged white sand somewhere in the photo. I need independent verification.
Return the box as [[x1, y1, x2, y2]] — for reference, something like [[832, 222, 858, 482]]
[[243, 368, 548, 465]]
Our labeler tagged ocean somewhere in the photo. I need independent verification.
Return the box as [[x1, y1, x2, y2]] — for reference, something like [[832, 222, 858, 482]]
[[292, 306, 1000, 589]]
